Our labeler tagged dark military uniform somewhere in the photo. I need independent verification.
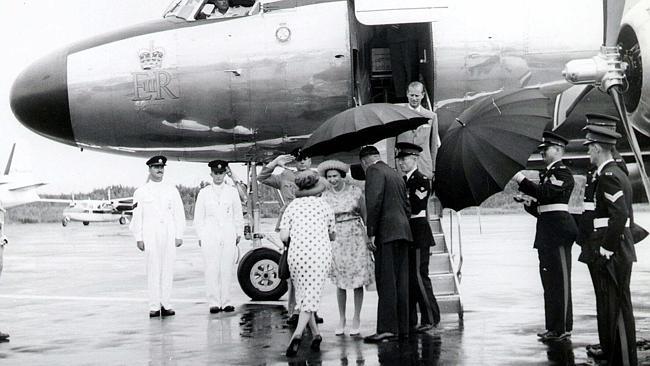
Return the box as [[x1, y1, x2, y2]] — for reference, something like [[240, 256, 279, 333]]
[[519, 159, 577, 335], [404, 168, 440, 329], [583, 125, 637, 365]]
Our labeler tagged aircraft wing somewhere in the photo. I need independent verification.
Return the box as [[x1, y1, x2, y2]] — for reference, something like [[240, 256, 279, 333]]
[[8, 183, 47, 192], [39, 198, 74, 204]]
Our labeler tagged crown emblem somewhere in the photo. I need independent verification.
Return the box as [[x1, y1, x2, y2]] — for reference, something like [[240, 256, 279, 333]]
[[138, 42, 164, 70]]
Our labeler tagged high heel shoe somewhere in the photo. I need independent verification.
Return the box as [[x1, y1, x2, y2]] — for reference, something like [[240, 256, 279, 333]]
[[285, 337, 302, 357], [310, 334, 322, 351]]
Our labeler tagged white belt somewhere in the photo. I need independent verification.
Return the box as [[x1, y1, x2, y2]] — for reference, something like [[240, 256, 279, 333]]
[[593, 217, 630, 229], [410, 212, 427, 219], [537, 203, 569, 214], [583, 202, 595, 211]]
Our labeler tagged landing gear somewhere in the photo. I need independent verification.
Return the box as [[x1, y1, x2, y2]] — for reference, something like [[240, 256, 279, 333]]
[[119, 216, 128, 225], [237, 247, 287, 301], [62, 217, 70, 227], [83, 221, 90, 226]]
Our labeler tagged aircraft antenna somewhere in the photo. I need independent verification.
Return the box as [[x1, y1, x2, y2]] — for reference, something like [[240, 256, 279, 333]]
[[3, 143, 16, 175]]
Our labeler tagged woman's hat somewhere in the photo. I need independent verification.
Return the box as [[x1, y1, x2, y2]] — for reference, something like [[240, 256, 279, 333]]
[[294, 170, 326, 196], [317, 160, 349, 177]]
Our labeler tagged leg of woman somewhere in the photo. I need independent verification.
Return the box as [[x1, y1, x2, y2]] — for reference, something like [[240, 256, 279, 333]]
[[352, 287, 364, 331], [308, 311, 323, 351], [336, 288, 347, 333]]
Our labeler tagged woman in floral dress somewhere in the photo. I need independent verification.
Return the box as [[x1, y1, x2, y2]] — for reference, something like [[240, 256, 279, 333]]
[[319, 160, 375, 336]]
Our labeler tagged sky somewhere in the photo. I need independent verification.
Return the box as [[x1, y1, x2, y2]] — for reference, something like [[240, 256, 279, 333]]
[[0, 0, 217, 194]]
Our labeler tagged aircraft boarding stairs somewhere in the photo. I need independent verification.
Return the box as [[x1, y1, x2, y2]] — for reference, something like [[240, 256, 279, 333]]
[[428, 199, 464, 320]]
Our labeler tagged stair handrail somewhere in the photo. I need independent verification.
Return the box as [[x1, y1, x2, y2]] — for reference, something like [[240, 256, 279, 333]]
[[445, 208, 464, 282]]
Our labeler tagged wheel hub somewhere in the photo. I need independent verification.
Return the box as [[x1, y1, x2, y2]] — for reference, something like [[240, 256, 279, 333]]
[[249, 259, 280, 292]]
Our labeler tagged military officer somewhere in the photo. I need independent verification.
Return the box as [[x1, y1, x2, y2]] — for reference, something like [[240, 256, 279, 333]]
[[583, 126, 637, 365], [578, 114, 628, 358], [130, 156, 186, 318], [396, 142, 440, 332], [514, 131, 577, 342], [194, 160, 244, 313]]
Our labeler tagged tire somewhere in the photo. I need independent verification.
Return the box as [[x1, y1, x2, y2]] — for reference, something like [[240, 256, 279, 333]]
[[237, 247, 287, 301], [83, 221, 90, 226], [119, 217, 127, 225], [62, 217, 69, 227]]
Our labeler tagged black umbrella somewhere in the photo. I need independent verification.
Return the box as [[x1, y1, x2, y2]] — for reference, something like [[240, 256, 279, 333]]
[[435, 89, 551, 211], [302, 103, 429, 157]]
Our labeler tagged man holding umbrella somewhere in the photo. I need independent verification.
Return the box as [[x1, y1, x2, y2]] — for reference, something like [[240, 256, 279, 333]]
[[583, 126, 637, 365], [513, 131, 577, 342]]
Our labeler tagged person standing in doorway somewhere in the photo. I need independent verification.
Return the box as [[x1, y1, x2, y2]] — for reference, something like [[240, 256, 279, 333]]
[[130, 156, 186, 318], [194, 160, 244, 314]]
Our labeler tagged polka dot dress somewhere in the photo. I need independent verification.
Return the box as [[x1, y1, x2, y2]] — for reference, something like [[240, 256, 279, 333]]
[[280, 196, 334, 312]]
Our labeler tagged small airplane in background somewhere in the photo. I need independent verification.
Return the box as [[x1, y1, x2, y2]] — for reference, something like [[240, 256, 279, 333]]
[[60, 189, 134, 227], [0, 143, 47, 209]]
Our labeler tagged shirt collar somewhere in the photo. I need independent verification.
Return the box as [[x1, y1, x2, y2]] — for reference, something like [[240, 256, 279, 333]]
[[596, 159, 615, 176], [546, 159, 561, 171], [405, 167, 417, 180]]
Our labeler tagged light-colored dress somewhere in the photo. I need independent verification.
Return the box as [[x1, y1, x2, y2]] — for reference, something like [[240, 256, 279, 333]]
[[322, 183, 375, 289], [280, 196, 334, 312]]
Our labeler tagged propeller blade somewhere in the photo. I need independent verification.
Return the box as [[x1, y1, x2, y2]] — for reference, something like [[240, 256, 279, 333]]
[[609, 85, 650, 201], [603, 0, 625, 47]]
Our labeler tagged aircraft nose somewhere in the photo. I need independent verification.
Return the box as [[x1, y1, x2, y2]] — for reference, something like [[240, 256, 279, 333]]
[[10, 49, 76, 146]]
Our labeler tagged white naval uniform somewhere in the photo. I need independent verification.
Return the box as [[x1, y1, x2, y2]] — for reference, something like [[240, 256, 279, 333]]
[[193, 183, 244, 308], [129, 181, 186, 311]]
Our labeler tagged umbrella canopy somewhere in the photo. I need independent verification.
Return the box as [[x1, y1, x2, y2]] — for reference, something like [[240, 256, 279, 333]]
[[302, 103, 429, 157], [435, 89, 551, 211]]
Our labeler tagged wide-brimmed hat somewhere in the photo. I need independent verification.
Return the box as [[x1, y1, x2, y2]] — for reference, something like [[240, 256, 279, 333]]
[[317, 160, 349, 177]]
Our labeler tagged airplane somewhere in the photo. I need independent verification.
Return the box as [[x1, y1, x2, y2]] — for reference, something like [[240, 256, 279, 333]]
[[9, 0, 650, 300], [0, 144, 48, 209], [59, 190, 134, 227]]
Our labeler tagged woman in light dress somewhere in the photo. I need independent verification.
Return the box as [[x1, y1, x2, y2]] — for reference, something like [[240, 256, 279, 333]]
[[318, 160, 375, 336]]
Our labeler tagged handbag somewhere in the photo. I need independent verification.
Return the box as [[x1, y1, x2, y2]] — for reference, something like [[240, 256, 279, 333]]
[[278, 239, 290, 280]]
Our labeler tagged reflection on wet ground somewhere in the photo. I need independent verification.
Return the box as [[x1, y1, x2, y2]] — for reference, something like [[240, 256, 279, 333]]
[[1, 215, 650, 364]]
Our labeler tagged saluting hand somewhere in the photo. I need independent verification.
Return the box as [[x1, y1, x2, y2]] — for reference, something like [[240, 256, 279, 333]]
[[175, 238, 183, 247], [273, 154, 295, 168], [136, 241, 145, 252]]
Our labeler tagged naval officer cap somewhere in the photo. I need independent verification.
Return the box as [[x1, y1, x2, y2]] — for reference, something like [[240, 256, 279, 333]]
[[538, 131, 569, 150], [585, 113, 619, 131], [395, 142, 422, 158], [208, 159, 228, 173], [583, 125, 621, 145], [146, 155, 167, 167], [290, 148, 310, 161]]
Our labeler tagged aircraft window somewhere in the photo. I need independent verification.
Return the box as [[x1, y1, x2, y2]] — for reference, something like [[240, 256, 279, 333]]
[[164, 0, 204, 20], [196, 0, 254, 20]]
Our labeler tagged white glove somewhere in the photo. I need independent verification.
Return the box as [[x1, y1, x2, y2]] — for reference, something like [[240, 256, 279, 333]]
[[599, 246, 614, 259], [514, 172, 526, 184]]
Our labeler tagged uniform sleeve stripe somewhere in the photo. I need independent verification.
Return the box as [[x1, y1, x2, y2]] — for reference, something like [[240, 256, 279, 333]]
[[604, 191, 624, 202]]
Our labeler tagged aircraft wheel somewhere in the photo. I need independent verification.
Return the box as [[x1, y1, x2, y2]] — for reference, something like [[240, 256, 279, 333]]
[[62, 217, 70, 227], [83, 221, 90, 226], [119, 217, 127, 225], [237, 247, 287, 301]]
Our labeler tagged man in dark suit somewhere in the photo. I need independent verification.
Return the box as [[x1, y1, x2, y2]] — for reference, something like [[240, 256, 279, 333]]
[[513, 131, 577, 342], [396, 142, 440, 332], [583, 126, 637, 365], [359, 145, 413, 342]]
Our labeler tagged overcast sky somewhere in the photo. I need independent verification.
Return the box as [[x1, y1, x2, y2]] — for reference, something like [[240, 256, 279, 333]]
[[0, 0, 217, 194]]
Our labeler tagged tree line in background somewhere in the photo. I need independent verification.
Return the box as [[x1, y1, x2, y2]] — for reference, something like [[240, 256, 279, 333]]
[[5, 175, 598, 224]]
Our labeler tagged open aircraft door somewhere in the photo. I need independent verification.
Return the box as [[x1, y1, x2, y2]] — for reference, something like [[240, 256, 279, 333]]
[[354, 0, 449, 26]]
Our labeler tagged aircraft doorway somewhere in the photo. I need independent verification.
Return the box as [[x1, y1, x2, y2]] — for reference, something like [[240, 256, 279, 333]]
[[355, 22, 434, 106]]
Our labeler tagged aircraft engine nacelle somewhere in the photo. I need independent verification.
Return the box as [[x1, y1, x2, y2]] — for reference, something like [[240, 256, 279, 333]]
[[618, 0, 650, 137]]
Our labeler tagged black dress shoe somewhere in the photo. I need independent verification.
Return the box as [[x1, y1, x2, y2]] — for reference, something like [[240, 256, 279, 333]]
[[417, 323, 435, 332], [161, 307, 175, 317], [539, 331, 570, 342], [363, 332, 397, 343], [286, 314, 299, 326], [210, 306, 222, 314], [149, 310, 161, 318], [285, 337, 302, 357], [0, 331, 10, 340], [587, 347, 606, 360], [223, 305, 235, 312], [310, 335, 322, 351], [315, 313, 324, 324]]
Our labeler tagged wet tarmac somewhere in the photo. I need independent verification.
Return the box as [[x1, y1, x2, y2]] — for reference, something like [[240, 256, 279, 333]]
[[1, 213, 650, 365]]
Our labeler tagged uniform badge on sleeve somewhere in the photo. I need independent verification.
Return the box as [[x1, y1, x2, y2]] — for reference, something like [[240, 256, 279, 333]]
[[549, 176, 564, 186], [415, 187, 428, 200], [604, 191, 624, 202]]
